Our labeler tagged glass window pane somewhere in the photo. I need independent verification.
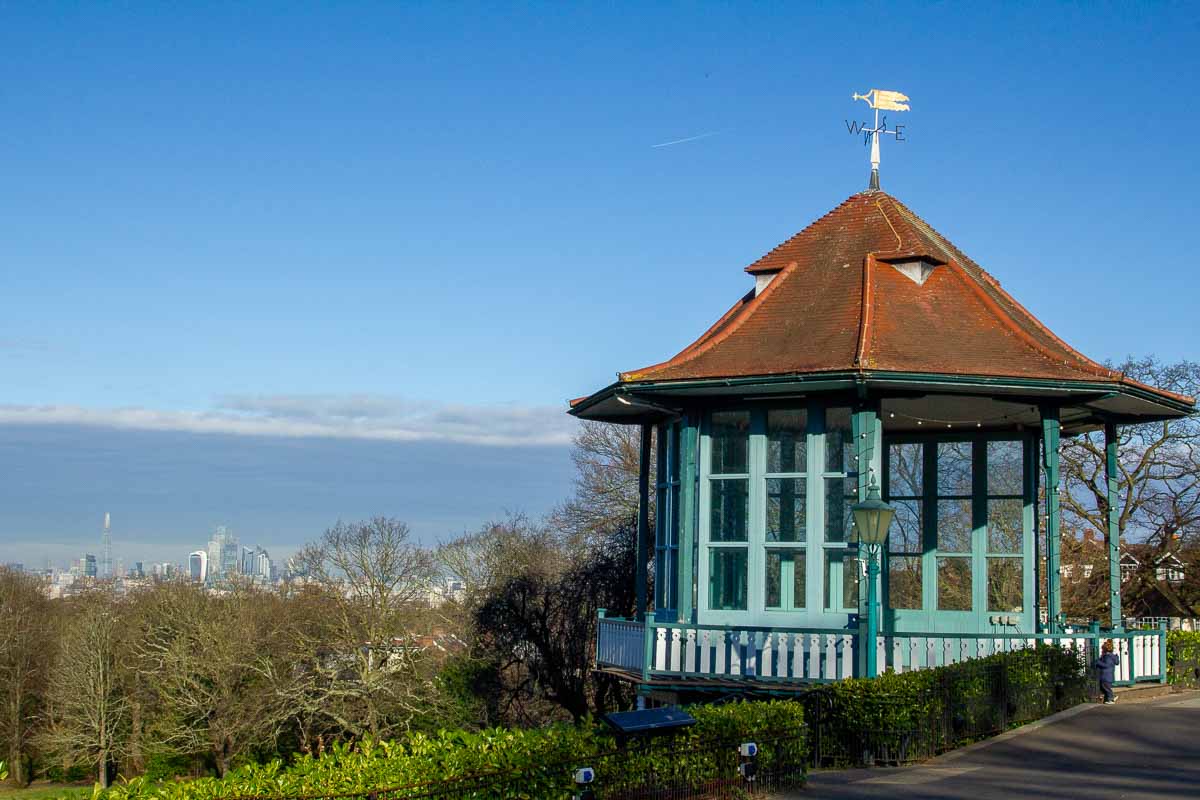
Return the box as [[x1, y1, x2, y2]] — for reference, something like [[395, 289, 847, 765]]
[[889, 556, 922, 609], [987, 558, 1023, 612], [823, 549, 858, 610], [766, 551, 782, 608], [988, 498, 1023, 554], [937, 498, 973, 553], [988, 440, 1023, 495], [709, 479, 748, 542], [767, 409, 807, 473], [794, 551, 807, 610], [937, 556, 972, 611], [889, 499, 922, 553], [888, 442, 923, 497], [766, 478, 806, 542], [825, 408, 854, 474], [937, 441, 973, 496], [824, 478, 856, 543], [710, 411, 750, 474], [709, 548, 747, 610], [765, 549, 805, 609], [843, 553, 860, 610]]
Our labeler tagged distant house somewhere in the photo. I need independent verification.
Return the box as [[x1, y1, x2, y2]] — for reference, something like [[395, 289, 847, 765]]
[[1121, 543, 1186, 584]]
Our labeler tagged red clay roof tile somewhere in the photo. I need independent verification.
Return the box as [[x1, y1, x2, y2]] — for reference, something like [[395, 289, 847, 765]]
[[615, 190, 1194, 407]]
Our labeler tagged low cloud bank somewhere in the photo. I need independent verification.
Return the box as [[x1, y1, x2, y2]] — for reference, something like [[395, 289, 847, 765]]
[[0, 394, 577, 447]]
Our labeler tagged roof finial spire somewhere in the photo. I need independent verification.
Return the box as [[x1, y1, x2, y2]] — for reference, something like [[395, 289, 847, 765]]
[[850, 89, 910, 191]]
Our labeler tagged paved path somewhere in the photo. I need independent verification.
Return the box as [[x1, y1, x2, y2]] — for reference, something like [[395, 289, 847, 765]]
[[796, 691, 1200, 799]]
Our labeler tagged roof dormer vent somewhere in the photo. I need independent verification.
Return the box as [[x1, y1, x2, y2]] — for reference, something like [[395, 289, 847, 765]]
[[889, 258, 940, 286], [755, 272, 777, 296]]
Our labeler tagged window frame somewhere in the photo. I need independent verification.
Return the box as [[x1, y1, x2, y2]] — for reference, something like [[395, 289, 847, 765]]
[[882, 431, 1035, 631]]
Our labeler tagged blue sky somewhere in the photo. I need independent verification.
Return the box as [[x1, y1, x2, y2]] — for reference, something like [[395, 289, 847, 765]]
[[2, 2, 1197, 566]]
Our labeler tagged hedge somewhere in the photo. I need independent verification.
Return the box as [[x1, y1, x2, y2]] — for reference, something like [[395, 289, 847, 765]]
[[1167, 630, 1200, 687], [806, 646, 1090, 766], [97, 700, 806, 800]]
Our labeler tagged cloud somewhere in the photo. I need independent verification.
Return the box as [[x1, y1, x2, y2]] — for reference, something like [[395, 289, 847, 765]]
[[0, 394, 578, 447]]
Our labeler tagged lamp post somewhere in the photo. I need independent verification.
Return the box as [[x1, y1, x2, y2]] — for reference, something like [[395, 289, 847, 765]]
[[852, 478, 896, 679]]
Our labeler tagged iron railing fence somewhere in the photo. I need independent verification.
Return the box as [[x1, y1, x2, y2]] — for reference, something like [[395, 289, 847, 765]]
[[799, 646, 1092, 768], [224, 733, 807, 800]]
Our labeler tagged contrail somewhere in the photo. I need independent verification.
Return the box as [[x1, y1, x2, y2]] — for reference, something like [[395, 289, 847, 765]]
[[651, 131, 720, 148]]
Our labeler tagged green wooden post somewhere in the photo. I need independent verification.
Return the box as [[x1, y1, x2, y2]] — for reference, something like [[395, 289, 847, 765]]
[[636, 424, 652, 622], [1159, 620, 1169, 684], [854, 403, 881, 677], [677, 415, 698, 624], [1023, 434, 1039, 633], [1104, 423, 1123, 631], [1041, 407, 1062, 633]]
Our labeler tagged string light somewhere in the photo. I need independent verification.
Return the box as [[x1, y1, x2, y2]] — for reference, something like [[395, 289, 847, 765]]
[[881, 405, 1039, 429]]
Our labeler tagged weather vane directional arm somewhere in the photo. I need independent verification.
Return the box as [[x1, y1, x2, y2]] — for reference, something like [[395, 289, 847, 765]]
[[846, 89, 910, 190]]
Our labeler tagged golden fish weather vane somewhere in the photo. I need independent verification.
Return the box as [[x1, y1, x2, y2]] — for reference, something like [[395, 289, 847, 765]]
[[847, 89, 910, 189]]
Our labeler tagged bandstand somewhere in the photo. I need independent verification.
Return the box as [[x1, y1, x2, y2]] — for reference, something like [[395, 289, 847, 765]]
[[573, 184, 1194, 694]]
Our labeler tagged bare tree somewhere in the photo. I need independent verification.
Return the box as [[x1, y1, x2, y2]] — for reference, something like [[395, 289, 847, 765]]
[[38, 593, 128, 788], [0, 568, 54, 786], [1062, 357, 1200, 549], [551, 421, 647, 548], [133, 584, 284, 777], [474, 522, 638, 723], [436, 513, 565, 612], [288, 518, 440, 739]]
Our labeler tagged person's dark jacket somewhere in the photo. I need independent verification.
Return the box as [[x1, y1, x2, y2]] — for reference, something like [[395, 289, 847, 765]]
[[1094, 652, 1120, 683]]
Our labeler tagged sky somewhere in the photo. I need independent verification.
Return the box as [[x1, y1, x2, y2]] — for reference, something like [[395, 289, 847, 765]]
[[2, 2, 1198, 567]]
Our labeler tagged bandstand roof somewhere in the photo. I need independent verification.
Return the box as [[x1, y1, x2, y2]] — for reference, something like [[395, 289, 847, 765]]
[[571, 189, 1195, 431]]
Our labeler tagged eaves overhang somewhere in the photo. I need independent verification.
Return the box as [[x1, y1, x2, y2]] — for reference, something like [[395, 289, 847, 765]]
[[569, 369, 1195, 428]]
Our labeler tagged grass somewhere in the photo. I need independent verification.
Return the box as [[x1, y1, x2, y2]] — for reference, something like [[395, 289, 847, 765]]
[[0, 784, 94, 800]]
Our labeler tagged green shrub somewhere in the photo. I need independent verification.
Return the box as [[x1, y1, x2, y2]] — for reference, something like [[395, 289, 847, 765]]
[[809, 646, 1088, 767], [96, 700, 804, 800], [1167, 630, 1200, 687]]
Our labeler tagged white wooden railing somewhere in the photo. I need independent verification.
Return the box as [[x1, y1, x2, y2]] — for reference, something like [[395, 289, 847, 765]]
[[596, 615, 1166, 686], [876, 631, 1164, 683]]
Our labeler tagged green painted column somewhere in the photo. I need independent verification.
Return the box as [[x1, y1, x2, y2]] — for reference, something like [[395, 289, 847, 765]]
[[1041, 407, 1062, 633], [1105, 423, 1123, 630], [1023, 434, 1040, 632], [853, 403, 882, 677], [677, 414, 699, 624], [636, 424, 652, 622]]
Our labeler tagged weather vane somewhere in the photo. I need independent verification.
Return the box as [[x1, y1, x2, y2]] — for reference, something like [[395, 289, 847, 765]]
[[846, 89, 909, 190]]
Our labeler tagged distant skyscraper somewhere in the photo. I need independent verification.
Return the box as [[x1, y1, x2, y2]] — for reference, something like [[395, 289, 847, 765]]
[[83, 553, 97, 579], [252, 547, 271, 580], [188, 551, 208, 583], [101, 512, 113, 579], [206, 526, 239, 581]]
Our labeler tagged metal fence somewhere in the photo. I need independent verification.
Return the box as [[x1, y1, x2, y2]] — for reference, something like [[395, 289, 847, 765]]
[[799, 646, 1092, 768], [228, 733, 807, 800]]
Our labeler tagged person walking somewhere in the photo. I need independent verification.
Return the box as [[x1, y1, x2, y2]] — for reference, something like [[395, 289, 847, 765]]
[[1094, 639, 1120, 705]]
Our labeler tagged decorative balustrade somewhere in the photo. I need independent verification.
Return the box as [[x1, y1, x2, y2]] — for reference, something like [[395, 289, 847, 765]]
[[596, 612, 1167, 687], [876, 630, 1164, 684], [649, 624, 856, 682]]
